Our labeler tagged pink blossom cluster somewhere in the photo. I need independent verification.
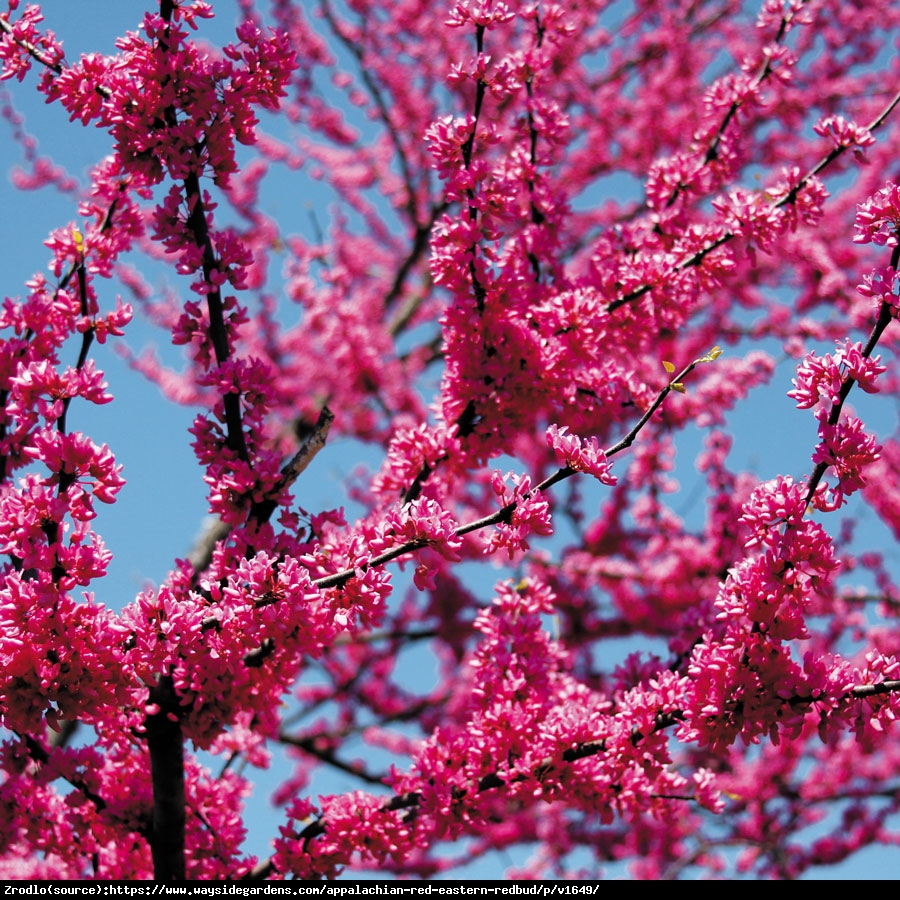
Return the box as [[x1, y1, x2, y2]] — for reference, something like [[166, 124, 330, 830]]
[[274, 579, 720, 878], [120, 552, 338, 748], [814, 115, 876, 158], [812, 410, 881, 501], [789, 340, 885, 410], [854, 182, 900, 246], [545, 424, 616, 485]]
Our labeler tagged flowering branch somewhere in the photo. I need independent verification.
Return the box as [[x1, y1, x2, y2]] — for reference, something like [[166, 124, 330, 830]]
[[802, 243, 900, 506], [316, 349, 721, 590], [250, 672, 900, 880], [608, 85, 900, 313]]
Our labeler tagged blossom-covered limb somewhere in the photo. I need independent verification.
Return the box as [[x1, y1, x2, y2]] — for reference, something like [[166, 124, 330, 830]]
[[609, 86, 900, 314], [801, 218, 900, 506], [312, 348, 720, 591]]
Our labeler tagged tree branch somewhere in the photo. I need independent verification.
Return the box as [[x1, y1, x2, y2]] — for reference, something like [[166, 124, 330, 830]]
[[146, 675, 186, 881]]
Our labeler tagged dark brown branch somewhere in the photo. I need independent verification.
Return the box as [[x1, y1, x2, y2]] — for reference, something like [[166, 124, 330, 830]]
[[849, 679, 900, 699], [146, 675, 186, 881], [700, 2, 797, 168], [189, 405, 335, 575], [19, 731, 107, 811], [278, 733, 388, 786], [180, 172, 249, 462], [142, 7, 189, 885], [385, 204, 447, 322], [249, 405, 334, 524], [0, 17, 60, 73], [0, 12, 110, 98]]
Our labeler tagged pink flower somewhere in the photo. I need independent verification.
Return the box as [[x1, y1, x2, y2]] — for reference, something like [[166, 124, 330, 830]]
[[546, 424, 617, 485], [854, 183, 900, 246], [814, 115, 876, 160], [484, 471, 553, 558], [789, 340, 884, 410]]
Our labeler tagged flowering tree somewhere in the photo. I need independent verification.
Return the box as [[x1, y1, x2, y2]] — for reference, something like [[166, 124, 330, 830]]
[[3, 0, 900, 881]]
